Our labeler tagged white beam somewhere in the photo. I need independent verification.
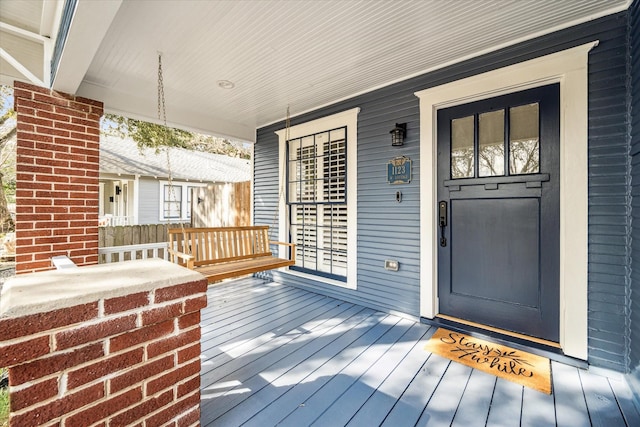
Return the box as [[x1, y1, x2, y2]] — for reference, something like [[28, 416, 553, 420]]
[[0, 48, 44, 87], [52, 0, 123, 94], [40, 0, 64, 38], [0, 21, 48, 43], [40, 0, 65, 86]]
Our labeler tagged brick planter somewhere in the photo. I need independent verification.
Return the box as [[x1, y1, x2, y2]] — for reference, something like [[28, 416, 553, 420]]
[[0, 259, 207, 426]]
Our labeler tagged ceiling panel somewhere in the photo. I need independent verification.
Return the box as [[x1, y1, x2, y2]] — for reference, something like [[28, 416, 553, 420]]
[[6, 0, 630, 142], [0, 0, 43, 34]]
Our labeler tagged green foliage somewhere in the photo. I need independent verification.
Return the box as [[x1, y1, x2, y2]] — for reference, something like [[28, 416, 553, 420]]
[[0, 86, 15, 127], [3, 180, 15, 205], [102, 114, 193, 153], [0, 367, 8, 427], [102, 114, 251, 159]]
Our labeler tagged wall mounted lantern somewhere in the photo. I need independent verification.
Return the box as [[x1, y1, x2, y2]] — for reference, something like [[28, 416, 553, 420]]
[[115, 185, 121, 195], [390, 123, 407, 146]]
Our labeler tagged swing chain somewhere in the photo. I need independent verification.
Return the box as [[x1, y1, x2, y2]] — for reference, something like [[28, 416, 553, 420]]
[[157, 53, 183, 230]]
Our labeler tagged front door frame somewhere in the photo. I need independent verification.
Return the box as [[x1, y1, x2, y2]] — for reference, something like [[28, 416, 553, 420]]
[[416, 41, 598, 360]]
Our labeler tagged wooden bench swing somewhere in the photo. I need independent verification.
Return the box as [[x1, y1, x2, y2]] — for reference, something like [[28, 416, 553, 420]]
[[154, 54, 295, 283], [167, 226, 295, 283]]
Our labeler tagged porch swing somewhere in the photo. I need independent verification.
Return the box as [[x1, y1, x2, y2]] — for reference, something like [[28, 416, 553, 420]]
[[154, 54, 295, 282]]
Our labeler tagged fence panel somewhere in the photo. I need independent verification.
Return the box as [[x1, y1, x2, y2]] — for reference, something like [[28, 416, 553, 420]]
[[191, 181, 251, 227], [99, 223, 189, 248]]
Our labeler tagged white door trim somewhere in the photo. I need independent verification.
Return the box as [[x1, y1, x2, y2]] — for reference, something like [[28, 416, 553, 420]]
[[416, 41, 598, 360]]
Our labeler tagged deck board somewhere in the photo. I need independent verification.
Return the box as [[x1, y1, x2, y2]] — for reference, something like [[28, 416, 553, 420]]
[[208, 313, 394, 426], [520, 380, 556, 426], [345, 330, 437, 426], [202, 292, 328, 350], [310, 323, 431, 427], [609, 376, 640, 427], [552, 361, 592, 427], [201, 299, 352, 388], [451, 368, 496, 427], [199, 278, 640, 426], [275, 319, 418, 426], [236, 315, 400, 426], [417, 359, 473, 426], [580, 369, 627, 427], [379, 354, 450, 426], [485, 379, 523, 427]]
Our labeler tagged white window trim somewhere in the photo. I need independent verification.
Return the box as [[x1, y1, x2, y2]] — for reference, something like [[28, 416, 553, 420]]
[[276, 107, 360, 290], [416, 41, 598, 360], [158, 180, 208, 221]]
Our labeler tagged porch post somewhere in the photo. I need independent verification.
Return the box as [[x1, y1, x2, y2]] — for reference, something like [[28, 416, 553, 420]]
[[14, 81, 103, 273]]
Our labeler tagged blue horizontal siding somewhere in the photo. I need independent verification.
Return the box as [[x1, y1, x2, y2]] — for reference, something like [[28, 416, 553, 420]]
[[629, 0, 640, 392], [255, 10, 634, 370], [586, 10, 631, 371]]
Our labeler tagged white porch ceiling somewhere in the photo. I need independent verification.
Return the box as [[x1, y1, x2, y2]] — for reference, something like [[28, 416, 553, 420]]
[[1, 0, 631, 142]]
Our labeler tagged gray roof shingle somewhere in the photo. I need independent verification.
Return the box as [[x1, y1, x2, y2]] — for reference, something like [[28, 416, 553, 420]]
[[100, 135, 251, 182]]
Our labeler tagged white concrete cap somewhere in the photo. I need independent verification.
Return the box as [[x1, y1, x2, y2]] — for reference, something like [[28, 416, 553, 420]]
[[0, 259, 204, 318]]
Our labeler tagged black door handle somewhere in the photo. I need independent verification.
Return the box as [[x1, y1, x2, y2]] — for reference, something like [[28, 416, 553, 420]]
[[439, 201, 447, 247]]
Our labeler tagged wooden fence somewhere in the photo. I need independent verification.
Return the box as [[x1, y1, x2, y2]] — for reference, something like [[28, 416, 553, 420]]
[[98, 223, 189, 248], [98, 224, 188, 264], [191, 181, 251, 227]]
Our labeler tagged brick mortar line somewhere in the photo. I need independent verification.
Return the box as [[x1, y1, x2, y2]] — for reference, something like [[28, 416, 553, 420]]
[[7, 328, 202, 411], [1, 297, 198, 347], [7, 374, 104, 417], [144, 388, 201, 426]]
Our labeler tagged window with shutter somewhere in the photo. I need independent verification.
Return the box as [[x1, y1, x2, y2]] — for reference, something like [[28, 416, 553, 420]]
[[287, 127, 347, 280]]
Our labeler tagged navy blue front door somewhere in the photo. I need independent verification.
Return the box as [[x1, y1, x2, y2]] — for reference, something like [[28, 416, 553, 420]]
[[437, 84, 560, 342]]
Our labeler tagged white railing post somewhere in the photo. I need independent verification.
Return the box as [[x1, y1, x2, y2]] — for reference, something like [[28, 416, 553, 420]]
[[98, 242, 169, 263]]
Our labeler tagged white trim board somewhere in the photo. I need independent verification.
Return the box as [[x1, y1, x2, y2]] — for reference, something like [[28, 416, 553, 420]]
[[416, 41, 598, 360], [275, 108, 360, 290]]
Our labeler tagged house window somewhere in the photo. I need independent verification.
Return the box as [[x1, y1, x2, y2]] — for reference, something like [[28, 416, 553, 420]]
[[163, 184, 182, 219], [287, 127, 347, 280], [277, 107, 359, 290], [159, 181, 207, 221]]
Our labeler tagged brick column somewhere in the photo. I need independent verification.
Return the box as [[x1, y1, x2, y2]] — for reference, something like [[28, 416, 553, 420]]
[[13, 81, 102, 273], [0, 259, 207, 426]]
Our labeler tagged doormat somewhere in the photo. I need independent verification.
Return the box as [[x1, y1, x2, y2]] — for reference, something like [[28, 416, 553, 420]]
[[424, 328, 551, 394]]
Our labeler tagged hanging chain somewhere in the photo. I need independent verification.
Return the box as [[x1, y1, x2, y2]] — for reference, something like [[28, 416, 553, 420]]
[[157, 55, 165, 126], [157, 53, 183, 230]]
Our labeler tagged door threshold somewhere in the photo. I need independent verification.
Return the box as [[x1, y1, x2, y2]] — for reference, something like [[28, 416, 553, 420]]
[[422, 314, 587, 369], [436, 314, 561, 348]]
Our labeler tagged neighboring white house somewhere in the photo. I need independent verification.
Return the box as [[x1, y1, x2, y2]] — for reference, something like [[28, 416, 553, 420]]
[[99, 135, 251, 225]]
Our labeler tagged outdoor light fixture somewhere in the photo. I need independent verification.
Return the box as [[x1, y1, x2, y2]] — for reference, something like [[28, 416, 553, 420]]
[[115, 185, 121, 195], [390, 123, 407, 146]]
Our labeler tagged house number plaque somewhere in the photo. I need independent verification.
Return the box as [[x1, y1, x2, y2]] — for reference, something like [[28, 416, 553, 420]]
[[387, 156, 412, 184]]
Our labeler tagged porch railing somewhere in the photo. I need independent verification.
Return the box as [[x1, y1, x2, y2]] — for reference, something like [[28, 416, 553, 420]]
[[98, 215, 136, 227], [98, 242, 168, 264]]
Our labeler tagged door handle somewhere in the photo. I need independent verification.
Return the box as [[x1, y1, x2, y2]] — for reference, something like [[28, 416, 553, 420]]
[[439, 201, 447, 247]]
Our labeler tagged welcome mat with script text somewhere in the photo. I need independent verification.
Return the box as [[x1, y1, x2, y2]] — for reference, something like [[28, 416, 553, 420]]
[[424, 328, 551, 394]]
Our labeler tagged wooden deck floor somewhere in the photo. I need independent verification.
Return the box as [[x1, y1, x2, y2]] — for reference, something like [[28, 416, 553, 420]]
[[199, 278, 640, 427]]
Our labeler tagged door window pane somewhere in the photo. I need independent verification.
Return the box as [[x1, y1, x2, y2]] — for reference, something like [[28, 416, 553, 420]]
[[451, 115, 474, 179], [479, 110, 505, 176], [510, 103, 539, 174]]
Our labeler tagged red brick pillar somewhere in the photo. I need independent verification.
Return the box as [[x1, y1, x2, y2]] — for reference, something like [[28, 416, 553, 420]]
[[13, 81, 103, 273], [0, 260, 207, 426]]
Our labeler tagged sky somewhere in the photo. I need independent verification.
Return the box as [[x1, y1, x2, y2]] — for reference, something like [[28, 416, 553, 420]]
[[0, 88, 13, 117]]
